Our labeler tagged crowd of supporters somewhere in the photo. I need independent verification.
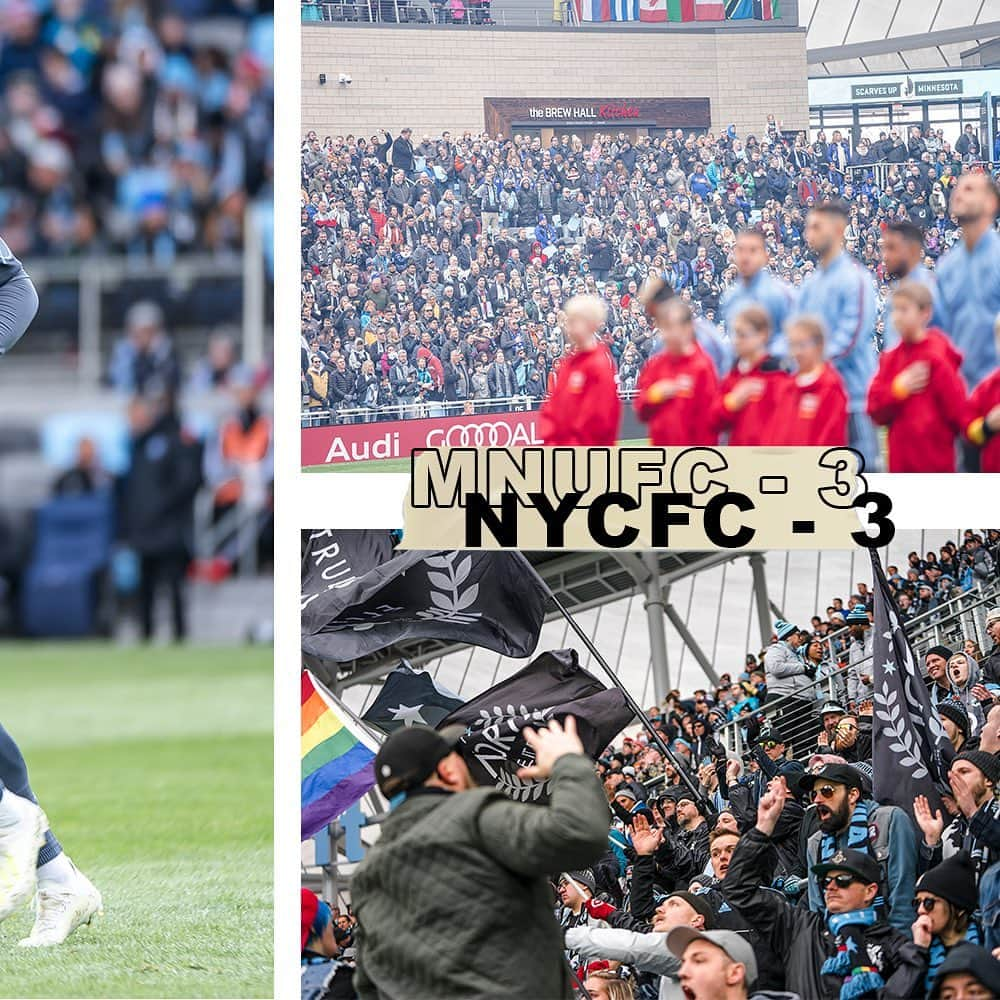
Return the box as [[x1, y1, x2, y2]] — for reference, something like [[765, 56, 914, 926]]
[[299, 120, 1000, 470], [301, 530, 1000, 999], [0, 0, 274, 261]]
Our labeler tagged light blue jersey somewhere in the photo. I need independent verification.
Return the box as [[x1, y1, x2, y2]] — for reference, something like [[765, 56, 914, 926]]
[[0, 236, 26, 287], [795, 251, 877, 410], [719, 269, 796, 356], [880, 263, 943, 351], [936, 228, 1000, 388]]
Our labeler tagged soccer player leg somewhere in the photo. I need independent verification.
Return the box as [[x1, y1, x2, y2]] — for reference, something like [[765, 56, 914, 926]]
[[0, 722, 102, 944], [847, 411, 881, 473], [0, 274, 39, 358], [0, 722, 48, 921]]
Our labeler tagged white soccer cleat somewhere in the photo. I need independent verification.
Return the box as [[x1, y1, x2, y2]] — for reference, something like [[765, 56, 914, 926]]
[[18, 865, 103, 947], [0, 792, 47, 922]]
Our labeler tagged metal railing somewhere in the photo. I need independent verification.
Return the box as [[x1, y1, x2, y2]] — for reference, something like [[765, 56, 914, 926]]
[[21, 206, 269, 388], [301, 386, 641, 427], [717, 579, 1000, 759], [846, 158, 1000, 191], [314, 0, 493, 23]]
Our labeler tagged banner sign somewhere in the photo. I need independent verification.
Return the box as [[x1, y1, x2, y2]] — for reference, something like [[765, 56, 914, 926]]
[[302, 409, 650, 466]]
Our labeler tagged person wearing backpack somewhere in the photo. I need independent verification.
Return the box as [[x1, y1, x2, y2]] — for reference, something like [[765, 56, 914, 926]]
[[800, 764, 919, 936]]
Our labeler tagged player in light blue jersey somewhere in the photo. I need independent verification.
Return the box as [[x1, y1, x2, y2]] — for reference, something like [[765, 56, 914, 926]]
[[0, 722, 101, 946], [719, 228, 796, 356], [0, 237, 39, 357], [936, 172, 1000, 391], [879, 220, 943, 351], [794, 201, 880, 470]]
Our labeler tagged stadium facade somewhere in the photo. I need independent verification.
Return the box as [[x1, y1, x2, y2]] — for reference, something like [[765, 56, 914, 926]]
[[301, 24, 810, 137]]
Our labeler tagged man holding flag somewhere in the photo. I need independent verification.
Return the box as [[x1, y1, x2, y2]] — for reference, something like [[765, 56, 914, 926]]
[[350, 716, 610, 1000]]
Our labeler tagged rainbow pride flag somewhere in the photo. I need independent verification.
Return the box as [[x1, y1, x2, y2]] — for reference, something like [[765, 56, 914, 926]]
[[302, 670, 380, 840]]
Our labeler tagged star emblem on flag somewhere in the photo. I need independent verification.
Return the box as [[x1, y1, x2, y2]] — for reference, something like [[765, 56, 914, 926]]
[[389, 703, 427, 726], [881, 660, 896, 674]]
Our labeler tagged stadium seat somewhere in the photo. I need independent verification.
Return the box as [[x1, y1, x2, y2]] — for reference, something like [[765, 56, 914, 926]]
[[20, 491, 114, 638]]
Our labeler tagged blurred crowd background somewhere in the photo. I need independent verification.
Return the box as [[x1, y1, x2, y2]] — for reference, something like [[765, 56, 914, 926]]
[[0, 0, 274, 643]]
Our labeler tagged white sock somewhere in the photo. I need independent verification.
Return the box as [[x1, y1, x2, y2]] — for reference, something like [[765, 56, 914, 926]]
[[36, 854, 77, 888]]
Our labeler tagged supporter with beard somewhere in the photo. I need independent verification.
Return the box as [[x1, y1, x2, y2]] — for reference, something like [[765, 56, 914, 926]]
[[724, 778, 927, 999], [800, 764, 918, 935], [845, 606, 874, 710], [914, 752, 1000, 888]]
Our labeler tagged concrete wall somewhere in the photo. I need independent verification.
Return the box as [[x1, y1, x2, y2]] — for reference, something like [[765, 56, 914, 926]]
[[302, 25, 810, 139]]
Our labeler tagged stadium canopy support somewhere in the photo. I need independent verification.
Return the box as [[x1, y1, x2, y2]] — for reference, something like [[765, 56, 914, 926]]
[[748, 552, 774, 652]]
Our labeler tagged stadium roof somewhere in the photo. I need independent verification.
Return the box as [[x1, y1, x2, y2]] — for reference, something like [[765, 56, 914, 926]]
[[804, 0, 1000, 76]]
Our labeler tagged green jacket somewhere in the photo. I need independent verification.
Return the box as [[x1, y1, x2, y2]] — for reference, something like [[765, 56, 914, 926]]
[[352, 753, 610, 1000]]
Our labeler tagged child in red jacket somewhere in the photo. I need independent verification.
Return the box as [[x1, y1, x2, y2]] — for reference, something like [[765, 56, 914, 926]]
[[711, 305, 789, 445], [770, 315, 848, 446], [634, 278, 719, 447], [538, 294, 621, 446], [965, 315, 1000, 473], [866, 281, 968, 472]]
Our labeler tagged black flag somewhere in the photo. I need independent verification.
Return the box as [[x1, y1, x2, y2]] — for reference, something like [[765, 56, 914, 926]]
[[362, 663, 464, 734], [302, 550, 548, 664], [870, 550, 954, 819], [438, 648, 634, 803], [302, 530, 395, 627]]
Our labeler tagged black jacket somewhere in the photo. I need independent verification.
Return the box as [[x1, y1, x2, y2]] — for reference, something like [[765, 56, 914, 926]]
[[120, 413, 203, 557], [724, 827, 927, 999]]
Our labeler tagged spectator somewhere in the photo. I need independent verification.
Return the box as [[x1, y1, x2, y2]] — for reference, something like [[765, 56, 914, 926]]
[[350, 718, 608, 999], [844, 605, 874, 710], [799, 763, 918, 935], [724, 778, 927, 999], [120, 394, 203, 642], [108, 302, 182, 397]]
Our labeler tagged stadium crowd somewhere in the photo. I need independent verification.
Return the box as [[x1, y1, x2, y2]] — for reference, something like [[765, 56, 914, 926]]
[[302, 530, 1000, 999], [0, 0, 274, 261], [299, 120, 1000, 470]]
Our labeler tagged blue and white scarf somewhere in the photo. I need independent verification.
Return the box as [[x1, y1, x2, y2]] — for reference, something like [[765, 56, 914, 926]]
[[821, 908, 885, 1000], [925, 924, 981, 994], [820, 800, 884, 911]]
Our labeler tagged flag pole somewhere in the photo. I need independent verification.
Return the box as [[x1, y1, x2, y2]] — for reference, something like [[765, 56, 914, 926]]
[[525, 564, 714, 815]]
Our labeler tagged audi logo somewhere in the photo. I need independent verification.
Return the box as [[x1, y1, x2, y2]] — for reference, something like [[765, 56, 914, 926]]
[[425, 420, 539, 448]]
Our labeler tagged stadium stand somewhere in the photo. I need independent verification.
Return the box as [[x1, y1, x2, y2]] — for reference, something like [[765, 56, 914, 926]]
[[0, 0, 274, 639]]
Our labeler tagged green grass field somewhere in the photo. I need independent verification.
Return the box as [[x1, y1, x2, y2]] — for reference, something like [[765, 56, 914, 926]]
[[303, 438, 650, 473], [0, 643, 272, 999]]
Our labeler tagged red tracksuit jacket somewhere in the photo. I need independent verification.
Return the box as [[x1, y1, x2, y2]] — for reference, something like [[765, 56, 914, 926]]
[[966, 368, 1000, 473], [538, 343, 621, 446], [634, 344, 719, 447], [769, 364, 849, 447], [866, 328, 968, 472], [710, 355, 789, 445]]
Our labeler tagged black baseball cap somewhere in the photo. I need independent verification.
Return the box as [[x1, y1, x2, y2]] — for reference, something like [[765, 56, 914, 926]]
[[811, 847, 880, 885], [374, 724, 467, 796], [797, 763, 866, 795]]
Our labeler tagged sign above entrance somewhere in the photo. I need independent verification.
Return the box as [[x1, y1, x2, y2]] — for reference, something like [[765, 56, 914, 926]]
[[484, 97, 711, 136], [526, 103, 643, 121], [851, 83, 901, 100], [914, 78, 963, 96]]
